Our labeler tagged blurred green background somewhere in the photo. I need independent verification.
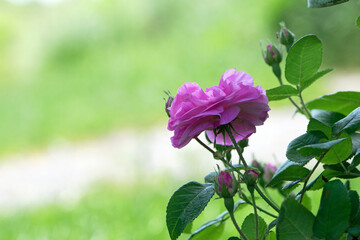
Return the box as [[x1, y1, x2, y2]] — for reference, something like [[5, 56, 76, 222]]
[[0, 0, 359, 239]]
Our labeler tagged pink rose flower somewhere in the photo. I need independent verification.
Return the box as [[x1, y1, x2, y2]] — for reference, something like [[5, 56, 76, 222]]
[[168, 69, 270, 148]]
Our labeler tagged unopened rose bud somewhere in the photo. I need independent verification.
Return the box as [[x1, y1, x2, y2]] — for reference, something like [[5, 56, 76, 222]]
[[164, 94, 174, 117], [263, 44, 282, 66], [278, 22, 295, 51], [215, 171, 238, 198], [247, 170, 259, 181], [264, 163, 277, 183]]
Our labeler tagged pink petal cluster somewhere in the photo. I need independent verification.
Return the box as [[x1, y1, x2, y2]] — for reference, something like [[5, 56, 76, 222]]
[[168, 69, 270, 148]]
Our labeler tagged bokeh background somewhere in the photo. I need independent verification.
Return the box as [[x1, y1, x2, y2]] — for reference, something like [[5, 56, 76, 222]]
[[0, 0, 359, 239]]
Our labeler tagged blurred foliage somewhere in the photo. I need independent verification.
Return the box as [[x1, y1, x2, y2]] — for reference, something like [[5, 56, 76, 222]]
[[0, 0, 358, 154]]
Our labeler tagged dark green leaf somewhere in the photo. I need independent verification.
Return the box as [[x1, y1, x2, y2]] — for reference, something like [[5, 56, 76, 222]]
[[312, 109, 346, 126], [348, 209, 360, 237], [350, 133, 360, 154], [277, 198, 315, 240], [349, 191, 359, 221], [282, 179, 302, 193], [308, 0, 349, 8], [357, 16, 360, 28], [242, 213, 267, 240], [286, 131, 327, 164], [166, 181, 215, 240], [297, 138, 346, 157], [228, 237, 241, 240], [268, 160, 309, 187], [306, 91, 360, 116], [301, 68, 333, 90], [313, 180, 351, 240], [333, 107, 360, 137], [307, 118, 332, 138], [266, 85, 298, 101], [285, 35, 322, 85]]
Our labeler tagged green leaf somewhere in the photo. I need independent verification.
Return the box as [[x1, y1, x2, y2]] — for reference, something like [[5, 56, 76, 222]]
[[242, 213, 267, 240], [312, 109, 346, 126], [166, 181, 215, 240], [277, 198, 315, 240], [308, 0, 349, 8], [320, 134, 352, 164], [228, 237, 241, 240], [285, 35, 322, 85], [333, 107, 360, 137], [357, 16, 360, 28], [350, 149, 360, 170], [348, 209, 360, 237], [313, 180, 351, 240], [268, 160, 309, 187], [286, 131, 327, 164], [204, 172, 217, 184], [266, 85, 298, 101], [306, 91, 360, 115], [183, 222, 193, 234], [297, 138, 347, 157], [349, 190, 359, 221], [301, 68, 333, 90]]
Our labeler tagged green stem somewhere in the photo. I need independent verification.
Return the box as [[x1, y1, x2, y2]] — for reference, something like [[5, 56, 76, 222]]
[[298, 87, 312, 119], [224, 125, 248, 169], [224, 125, 280, 213], [254, 185, 280, 213], [250, 191, 259, 240], [272, 64, 305, 115], [299, 159, 321, 203], [242, 194, 277, 218], [229, 212, 249, 240]]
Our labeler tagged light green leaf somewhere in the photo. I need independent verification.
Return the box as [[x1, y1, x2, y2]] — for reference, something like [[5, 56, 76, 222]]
[[285, 35, 322, 85], [306, 91, 360, 115], [320, 134, 352, 164], [266, 85, 298, 101], [313, 180, 351, 240], [268, 160, 309, 187], [286, 131, 327, 164], [166, 182, 215, 240], [301, 68, 333, 90], [188, 223, 225, 240], [332, 107, 360, 137], [277, 198, 315, 240], [187, 200, 246, 239], [242, 213, 267, 240], [357, 16, 360, 28]]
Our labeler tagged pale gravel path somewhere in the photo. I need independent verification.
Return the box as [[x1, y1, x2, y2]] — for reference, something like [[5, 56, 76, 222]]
[[0, 73, 358, 212]]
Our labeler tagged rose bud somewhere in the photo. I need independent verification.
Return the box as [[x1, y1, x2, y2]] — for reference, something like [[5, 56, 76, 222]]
[[247, 169, 259, 181], [215, 171, 238, 198], [264, 163, 277, 183], [263, 44, 282, 66]]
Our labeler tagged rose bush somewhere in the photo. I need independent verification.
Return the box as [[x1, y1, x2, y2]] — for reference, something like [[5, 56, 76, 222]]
[[167, 69, 270, 148]]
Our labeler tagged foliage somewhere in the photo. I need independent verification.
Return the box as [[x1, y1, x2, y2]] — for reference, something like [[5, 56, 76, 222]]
[[165, 4, 360, 239]]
